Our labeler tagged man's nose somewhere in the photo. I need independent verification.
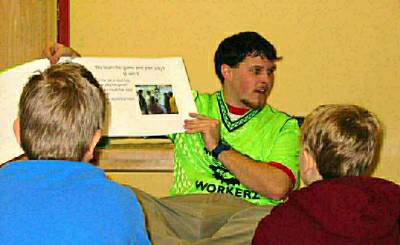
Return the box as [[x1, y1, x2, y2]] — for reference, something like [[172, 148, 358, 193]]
[[259, 71, 273, 84]]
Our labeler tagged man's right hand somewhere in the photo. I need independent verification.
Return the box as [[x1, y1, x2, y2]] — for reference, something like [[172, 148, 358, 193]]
[[183, 113, 221, 151], [42, 43, 81, 64]]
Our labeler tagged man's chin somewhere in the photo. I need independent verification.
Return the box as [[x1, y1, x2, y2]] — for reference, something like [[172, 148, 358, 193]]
[[241, 99, 266, 109]]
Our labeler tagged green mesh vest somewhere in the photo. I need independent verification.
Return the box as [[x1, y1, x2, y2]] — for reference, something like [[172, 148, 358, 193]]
[[169, 91, 300, 205]]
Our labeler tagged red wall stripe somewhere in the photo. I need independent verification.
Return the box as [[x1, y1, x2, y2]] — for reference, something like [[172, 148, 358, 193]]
[[57, 0, 70, 46]]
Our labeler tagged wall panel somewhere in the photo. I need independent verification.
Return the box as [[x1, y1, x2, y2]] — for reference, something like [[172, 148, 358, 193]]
[[0, 0, 57, 69]]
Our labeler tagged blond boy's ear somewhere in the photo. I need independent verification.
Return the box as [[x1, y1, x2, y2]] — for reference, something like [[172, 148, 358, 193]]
[[89, 130, 102, 154], [13, 118, 21, 146], [301, 149, 323, 185], [82, 129, 102, 162], [302, 150, 317, 172]]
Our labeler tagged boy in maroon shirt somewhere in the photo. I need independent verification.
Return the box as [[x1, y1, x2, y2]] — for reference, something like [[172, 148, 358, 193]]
[[252, 104, 400, 245]]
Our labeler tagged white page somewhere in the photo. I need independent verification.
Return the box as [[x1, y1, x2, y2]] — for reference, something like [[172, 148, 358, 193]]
[[0, 59, 51, 163], [0, 57, 196, 163]]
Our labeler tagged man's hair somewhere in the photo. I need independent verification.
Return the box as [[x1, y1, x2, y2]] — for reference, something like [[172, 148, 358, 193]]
[[18, 63, 106, 161], [214, 31, 281, 83], [301, 104, 381, 179]]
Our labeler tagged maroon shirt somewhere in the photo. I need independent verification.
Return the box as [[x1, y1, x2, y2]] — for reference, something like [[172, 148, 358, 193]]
[[252, 176, 400, 245]]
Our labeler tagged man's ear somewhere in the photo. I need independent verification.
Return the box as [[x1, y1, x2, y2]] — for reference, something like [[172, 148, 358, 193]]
[[13, 118, 21, 145], [221, 64, 232, 82], [83, 129, 102, 162]]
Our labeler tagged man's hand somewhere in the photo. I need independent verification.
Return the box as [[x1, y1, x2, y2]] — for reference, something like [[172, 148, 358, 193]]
[[42, 43, 81, 64], [184, 113, 220, 151]]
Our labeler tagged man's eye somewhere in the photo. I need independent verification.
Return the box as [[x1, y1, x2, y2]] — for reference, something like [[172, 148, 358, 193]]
[[251, 68, 262, 75], [267, 68, 275, 76]]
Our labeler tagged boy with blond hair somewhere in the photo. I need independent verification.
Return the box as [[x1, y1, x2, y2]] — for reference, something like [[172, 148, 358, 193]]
[[0, 63, 151, 244], [253, 104, 400, 245]]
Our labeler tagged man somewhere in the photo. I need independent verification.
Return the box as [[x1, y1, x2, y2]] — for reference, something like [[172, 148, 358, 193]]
[[137, 89, 149, 114], [163, 92, 171, 113], [0, 63, 151, 244], [43, 32, 300, 205], [144, 90, 152, 112], [168, 91, 178, 114], [173, 32, 300, 205], [252, 105, 400, 244]]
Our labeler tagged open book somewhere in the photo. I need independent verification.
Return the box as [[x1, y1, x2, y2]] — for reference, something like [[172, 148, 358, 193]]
[[0, 57, 197, 163]]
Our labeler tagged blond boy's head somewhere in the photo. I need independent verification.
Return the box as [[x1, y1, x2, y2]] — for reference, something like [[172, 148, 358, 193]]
[[15, 63, 106, 161], [300, 104, 381, 185]]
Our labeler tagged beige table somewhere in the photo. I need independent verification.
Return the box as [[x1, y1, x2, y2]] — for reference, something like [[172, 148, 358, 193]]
[[93, 138, 175, 197], [93, 139, 174, 172]]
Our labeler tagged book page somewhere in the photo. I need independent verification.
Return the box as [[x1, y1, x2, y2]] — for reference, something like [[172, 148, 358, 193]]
[[0, 57, 196, 163], [0, 59, 50, 164]]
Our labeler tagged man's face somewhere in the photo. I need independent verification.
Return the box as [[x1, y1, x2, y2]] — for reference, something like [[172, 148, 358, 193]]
[[223, 55, 276, 109]]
